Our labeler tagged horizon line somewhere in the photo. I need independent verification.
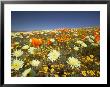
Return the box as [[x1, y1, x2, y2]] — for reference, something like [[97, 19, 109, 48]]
[[11, 26, 100, 32]]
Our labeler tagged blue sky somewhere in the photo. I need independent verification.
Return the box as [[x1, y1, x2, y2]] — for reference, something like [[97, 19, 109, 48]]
[[11, 11, 100, 32]]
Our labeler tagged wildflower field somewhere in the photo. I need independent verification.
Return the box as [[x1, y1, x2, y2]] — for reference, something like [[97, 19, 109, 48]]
[[11, 27, 100, 77]]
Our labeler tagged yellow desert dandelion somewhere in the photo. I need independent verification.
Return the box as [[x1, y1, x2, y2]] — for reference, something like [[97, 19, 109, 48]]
[[81, 71, 86, 76], [30, 60, 40, 67], [12, 49, 23, 58], [74, 46, 79, 51], [47, 50, 60, 62], [28, 47, 36, 55], [22, 45, 29, 49], [81, 42, 87, 47], [11, 58, 24, 70], [76, 40, 83, 44], [67, 57, 81, 69]]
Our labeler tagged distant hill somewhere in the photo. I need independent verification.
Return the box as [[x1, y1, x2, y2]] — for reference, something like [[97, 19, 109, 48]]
[[11, 26, 100, 33]]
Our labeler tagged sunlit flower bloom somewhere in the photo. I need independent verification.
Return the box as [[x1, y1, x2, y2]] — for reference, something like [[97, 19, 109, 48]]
[[74, 34, 78, 36], [88, 38, 94, 43], [30, 60, 40, 67], [12, 49, 23, 57], [26, 36, 30, 38], [90, 55, 94, 58], [50, 38, 55, 42], [81, 43, 87, 47], [67, 57, 81, 69], [86, 36, 89, 39], [86, 36, 94, 43], [91, 43, 99, 46], [90, 35, 95, 40], [22, 45, 29, 49], [30, 39, 32, 42], [76, 40, 83, 44], [11, 59, 24, 70], [19, 35, 23, 38], [48, 50, 60, 62], [74, 46, 79, 51], [22, 68, 31, 77], [28, 47, 36, 54], [50, 68, 54, 73]]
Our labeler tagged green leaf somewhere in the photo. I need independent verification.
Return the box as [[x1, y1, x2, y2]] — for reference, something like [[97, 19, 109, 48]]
[[27, 69, 36, 77]]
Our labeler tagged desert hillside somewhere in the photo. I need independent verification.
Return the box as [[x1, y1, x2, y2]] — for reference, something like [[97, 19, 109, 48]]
[[11, 27, 100, 77]]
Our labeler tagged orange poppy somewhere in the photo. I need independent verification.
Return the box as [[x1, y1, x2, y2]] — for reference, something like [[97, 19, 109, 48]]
[[94, 31, 99, 37], [47, 39, 52, 45], [93, 30, 100, 43], [82, 34, 86, 41], [31, 38, 43, 48], [95, 35, 100, 43]]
